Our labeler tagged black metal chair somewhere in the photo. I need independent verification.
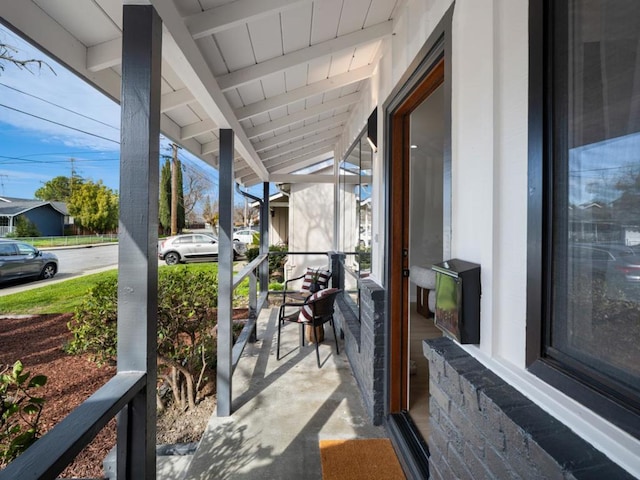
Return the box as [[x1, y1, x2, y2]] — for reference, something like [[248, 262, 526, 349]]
[[282, 267, 332, 304], [276, 288, 341, 368]]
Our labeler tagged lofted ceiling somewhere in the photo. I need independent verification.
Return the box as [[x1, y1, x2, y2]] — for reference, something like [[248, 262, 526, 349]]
[[0, 0, 399, 186]]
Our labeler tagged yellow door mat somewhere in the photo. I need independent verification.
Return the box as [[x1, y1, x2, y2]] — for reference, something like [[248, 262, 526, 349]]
[[319, 438, 406, 480]]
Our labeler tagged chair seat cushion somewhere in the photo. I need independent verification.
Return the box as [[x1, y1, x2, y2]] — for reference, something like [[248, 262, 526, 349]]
[[410, 266, 436, 289], [298, 288, 340, 322]]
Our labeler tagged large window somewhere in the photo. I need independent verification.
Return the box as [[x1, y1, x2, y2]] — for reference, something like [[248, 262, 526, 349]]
[[528, 0, 640, 438], [338, 127, 373, 308]]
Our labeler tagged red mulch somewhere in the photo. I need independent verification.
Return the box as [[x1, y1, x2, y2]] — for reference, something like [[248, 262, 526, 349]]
[[0, 308, 250, 478], [0, 313, 116, 478]]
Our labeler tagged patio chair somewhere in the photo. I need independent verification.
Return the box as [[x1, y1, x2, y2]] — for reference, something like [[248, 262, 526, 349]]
[[277, 288, 342, 368], [282, 267, 332, 304]]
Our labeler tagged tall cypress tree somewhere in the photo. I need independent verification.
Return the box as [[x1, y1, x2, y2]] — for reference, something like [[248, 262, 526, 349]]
[[159, 158, 171, 234], [176, 159, 186, 231]]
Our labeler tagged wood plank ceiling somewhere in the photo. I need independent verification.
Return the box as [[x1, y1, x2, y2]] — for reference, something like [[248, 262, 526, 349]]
[[0, 0, 398, 186]]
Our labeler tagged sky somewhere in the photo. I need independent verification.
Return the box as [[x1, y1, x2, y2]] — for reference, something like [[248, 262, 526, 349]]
[[0, 24, 241, 210]]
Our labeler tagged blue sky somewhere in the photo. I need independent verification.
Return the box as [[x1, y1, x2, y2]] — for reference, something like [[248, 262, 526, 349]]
[[0, 25, 229, 207]]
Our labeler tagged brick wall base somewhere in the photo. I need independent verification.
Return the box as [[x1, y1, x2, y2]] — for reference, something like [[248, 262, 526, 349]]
[[423, 337, 635, 480]]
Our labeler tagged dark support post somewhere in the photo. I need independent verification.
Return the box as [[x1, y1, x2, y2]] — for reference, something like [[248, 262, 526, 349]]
[[217, 129, 234, 417], [260, 182, 270, 294], [118, 4, 161, 479], [330, 252, 346, 290]]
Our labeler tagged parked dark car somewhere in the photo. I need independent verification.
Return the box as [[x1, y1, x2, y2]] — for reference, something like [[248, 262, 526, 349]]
[[0, 240, 59, 284], [569, 243, 640, 284], [158, 233, 247, 265]]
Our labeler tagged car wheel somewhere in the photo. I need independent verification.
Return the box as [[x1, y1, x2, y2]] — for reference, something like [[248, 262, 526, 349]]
[[233, 249, 239, 261], [165, 252, 181, 265], [40, 263, 57, 279]]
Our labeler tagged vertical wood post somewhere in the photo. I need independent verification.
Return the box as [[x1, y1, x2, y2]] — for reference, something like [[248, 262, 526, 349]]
[[217, 129, 234, 416], [118, 5, 161, 478]]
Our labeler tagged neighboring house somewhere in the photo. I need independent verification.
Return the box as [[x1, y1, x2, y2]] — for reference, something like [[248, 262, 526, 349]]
[[250, 190, 289, 246], [4, 2, 639, 479], [0, 196, 71, 237]]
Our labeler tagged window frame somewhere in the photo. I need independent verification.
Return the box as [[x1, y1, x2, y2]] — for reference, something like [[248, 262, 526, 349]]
[[526, 0, 640, 440]]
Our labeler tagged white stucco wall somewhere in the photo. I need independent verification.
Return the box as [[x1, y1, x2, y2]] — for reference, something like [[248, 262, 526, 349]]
[[287, 181, 335, 282], [334, 0, 640, 475]]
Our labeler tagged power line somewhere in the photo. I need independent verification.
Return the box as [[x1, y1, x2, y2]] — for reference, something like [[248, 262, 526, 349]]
[[0, 82, 119, 131], [0, 154, 119, 165], [0, 103, 120, 145]]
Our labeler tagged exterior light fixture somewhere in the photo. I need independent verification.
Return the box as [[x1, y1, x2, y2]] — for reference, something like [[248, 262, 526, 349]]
[[367, 108, 378, 152]]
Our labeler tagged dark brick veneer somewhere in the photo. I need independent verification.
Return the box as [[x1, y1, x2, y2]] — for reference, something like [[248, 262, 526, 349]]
[[330, 252, 387, 425], [423, 337, 635, 480]]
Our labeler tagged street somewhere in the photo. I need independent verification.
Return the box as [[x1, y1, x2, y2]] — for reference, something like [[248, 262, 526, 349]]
[[0, 243, 120, 296]]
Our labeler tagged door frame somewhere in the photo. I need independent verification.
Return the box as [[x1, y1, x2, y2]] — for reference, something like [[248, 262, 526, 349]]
[[384, 9, 453, 417]]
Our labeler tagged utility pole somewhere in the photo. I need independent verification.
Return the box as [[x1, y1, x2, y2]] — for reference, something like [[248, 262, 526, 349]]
[[171, 143, 179, 235], [70, 157, 76, 197]]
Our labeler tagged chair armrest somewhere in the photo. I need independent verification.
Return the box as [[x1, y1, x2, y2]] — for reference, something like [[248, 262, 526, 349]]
[[284, 273, 306, 290]]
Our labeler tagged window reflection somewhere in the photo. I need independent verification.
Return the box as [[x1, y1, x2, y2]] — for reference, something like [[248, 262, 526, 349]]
[[552, 0, 640, 393], [338, 127, 375, 310]]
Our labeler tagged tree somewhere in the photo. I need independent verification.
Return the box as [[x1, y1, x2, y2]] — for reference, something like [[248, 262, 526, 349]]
[[34, 174, 83, 202], [67, 180, 118, 234], [158, 156, 186, 234], [0, 43, 54, 75], [176, 159, 185, 232], [12, 216, 40, 237], [202, 195, 219, 229], [182, 163, 213, 224], [159, 158, 171, 234]]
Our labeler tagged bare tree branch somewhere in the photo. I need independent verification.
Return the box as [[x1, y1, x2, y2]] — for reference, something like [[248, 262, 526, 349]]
[[0, 43, 56, 75]]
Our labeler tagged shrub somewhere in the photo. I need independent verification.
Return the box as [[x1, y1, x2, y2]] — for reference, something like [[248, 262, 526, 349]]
[[5, 216, 40, 238], [245, 246, 260, 262], [0, 361, 47, 467], [65, 278, 118, 364], [66, 266, 219, 410]]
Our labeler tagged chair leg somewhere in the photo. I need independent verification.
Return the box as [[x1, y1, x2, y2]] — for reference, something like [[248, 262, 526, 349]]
[[312, 322, 321, 368], [331, 315, 339, 356]]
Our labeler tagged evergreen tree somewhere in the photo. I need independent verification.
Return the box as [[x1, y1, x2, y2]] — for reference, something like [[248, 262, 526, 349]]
[[159, 158, 171, 234], [176, 159, 185, 231]]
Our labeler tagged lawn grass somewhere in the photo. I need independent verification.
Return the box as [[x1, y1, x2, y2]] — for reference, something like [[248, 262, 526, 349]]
[[1, 262, 251, 315], [1, 270, 119, 314]]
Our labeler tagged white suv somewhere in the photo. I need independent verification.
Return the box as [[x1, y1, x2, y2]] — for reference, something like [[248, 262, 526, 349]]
[[233, 229, 259, 245], [158, 233, 247, 265]]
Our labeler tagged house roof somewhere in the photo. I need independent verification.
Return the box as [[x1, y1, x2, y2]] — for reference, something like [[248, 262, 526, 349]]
[[0, 197, 68, 217], [1, 1, 396, 187]]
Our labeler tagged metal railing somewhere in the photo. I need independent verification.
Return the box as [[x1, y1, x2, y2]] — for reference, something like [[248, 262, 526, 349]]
[[230, 253, 269, 372], [0, 250, 329, 478], [0, 372, 146, 480]]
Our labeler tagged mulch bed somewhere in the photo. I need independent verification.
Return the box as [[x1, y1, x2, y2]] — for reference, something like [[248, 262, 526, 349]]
[[0, 313, 116, 478], [0, 307, 250, 478]]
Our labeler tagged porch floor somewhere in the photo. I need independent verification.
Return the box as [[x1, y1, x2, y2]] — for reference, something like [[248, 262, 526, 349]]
[[183, 306, 388, 480]]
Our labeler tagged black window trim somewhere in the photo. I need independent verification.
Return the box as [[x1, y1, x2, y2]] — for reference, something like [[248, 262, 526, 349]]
[[526, 0, 640, 440]]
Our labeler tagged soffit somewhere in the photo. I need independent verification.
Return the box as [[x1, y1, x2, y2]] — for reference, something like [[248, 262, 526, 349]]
[[1, 0, 398, 186]]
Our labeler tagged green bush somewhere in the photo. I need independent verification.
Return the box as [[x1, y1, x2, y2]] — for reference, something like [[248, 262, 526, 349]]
[[5, 216, 40, 238], [66, 266, 219, 410], [245, 246, 260, 262], [65, 278, 118, 364], [0, 361, 47, 467]]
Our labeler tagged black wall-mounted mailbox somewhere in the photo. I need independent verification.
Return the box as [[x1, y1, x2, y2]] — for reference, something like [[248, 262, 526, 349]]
[[432, 259, 481, 344]]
